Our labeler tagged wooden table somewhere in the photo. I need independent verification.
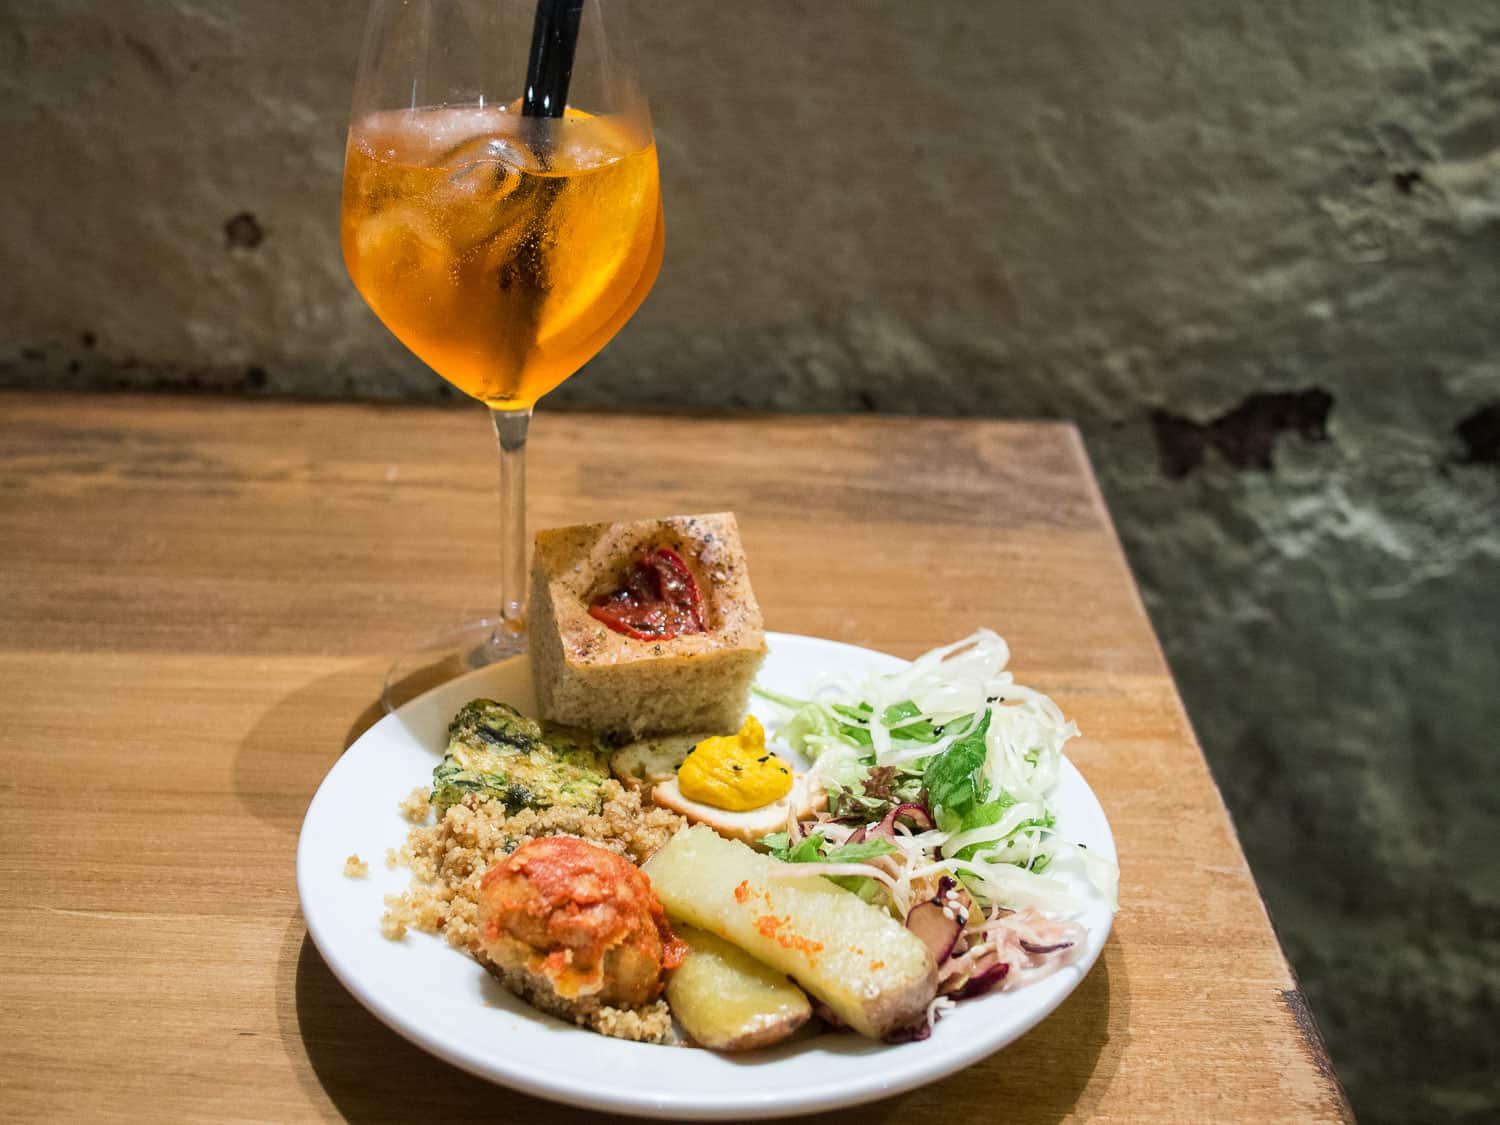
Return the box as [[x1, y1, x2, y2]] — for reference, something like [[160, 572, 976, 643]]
[[0, 392, 1349, 1123]]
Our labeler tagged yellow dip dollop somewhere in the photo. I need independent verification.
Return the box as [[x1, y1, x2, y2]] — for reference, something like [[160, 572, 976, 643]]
[[676, 716, 794, 811]]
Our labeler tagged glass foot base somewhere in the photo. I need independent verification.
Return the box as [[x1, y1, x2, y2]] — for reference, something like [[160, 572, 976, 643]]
[[381, 617, 527, 712]]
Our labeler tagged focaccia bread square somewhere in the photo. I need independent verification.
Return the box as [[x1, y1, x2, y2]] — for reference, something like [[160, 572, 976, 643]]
[[530, 513, 766, 738]]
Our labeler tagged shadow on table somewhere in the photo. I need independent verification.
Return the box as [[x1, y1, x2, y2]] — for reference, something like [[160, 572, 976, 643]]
[[280, 908, 1125, 1124], [805, 945, 1125, 1125], [234, 662, 389, 836], [281, 919, 605, 1123]]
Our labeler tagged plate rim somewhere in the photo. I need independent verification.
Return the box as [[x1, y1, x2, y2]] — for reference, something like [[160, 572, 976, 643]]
[[295, 631, 1116, 1120]]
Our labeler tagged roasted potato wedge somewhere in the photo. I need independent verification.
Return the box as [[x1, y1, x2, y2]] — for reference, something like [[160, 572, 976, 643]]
[[643, 826, 937, 1039], [667, 925, 811, 1050]]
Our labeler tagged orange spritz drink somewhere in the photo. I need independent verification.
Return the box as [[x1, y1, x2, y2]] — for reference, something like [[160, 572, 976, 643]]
[[342, 107, 662, 409]]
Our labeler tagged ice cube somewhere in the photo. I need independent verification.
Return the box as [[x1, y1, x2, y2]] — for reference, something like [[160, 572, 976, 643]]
[[443, 131, 540, 174], [436, 134, 541, 255], [354, 207, 450, 290], [446, 147, 521, 202]]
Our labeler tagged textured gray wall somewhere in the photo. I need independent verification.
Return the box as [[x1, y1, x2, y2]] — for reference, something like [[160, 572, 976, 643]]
[[4, 2, 1499, 1120]]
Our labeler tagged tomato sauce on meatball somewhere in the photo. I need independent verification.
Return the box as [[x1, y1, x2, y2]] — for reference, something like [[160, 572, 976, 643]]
[[477, 836, 687, 1009]]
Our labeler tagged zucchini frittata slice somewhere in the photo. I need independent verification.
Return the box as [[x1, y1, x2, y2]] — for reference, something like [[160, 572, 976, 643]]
[[431, 699, 609, 814]]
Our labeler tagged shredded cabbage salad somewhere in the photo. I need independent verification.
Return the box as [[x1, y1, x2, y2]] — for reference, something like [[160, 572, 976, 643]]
[[755, 629, 1118, 1031]]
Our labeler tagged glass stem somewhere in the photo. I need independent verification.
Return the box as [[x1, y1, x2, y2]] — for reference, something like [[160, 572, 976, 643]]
[[492, 407, 532, 642]]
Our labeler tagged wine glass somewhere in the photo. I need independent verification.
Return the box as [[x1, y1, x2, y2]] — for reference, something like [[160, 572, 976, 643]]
[[341, 0, 663, 708]]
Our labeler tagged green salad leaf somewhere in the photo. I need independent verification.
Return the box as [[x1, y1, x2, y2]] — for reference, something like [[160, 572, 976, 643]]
[[923, 710, 991, 827], [824, 838, 900, 863], [760, 832, 896, 865], [759, 831, 897, 900], [828, 700, 943, 746]]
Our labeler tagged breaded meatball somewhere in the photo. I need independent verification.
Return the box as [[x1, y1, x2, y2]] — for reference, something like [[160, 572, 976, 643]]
[[477, 835, 687, 1010]]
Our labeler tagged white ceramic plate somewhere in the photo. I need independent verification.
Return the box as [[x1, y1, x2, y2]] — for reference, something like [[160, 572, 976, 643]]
[[296, 632, 1116, 1120]]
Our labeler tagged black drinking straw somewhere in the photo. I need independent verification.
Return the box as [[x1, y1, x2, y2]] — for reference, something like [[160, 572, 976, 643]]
[[522, 0, 585, 119]]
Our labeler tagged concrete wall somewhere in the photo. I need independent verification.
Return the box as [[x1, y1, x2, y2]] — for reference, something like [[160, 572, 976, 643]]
[[4, 2, 1498, 1119]]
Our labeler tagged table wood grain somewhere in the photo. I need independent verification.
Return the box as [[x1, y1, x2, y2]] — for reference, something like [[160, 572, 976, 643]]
[[0, 392, 1350, 1123]]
